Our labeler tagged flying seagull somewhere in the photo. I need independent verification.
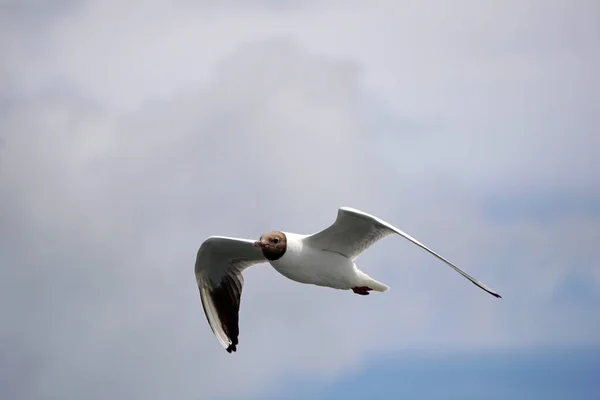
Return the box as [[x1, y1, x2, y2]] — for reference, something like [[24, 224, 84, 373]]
[[195, 207, 501, 353]]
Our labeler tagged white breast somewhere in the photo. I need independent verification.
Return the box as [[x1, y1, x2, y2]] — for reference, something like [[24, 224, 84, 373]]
[[268, 232, 358, 290]]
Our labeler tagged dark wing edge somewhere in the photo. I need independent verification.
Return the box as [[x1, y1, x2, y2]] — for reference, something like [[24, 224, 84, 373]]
[[195, 237, 266, 353], [198, 272, 244, 353]]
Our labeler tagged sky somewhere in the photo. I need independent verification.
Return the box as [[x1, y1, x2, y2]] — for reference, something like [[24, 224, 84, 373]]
[[1, 0, 599, 399]]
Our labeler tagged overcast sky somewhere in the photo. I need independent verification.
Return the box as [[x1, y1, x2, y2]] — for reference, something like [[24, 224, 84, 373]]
[[1, 0, 599, 399]]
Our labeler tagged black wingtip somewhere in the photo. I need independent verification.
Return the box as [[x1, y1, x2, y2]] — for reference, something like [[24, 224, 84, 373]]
[[473, 281, 502, 299], [226, 344, 237, 353]]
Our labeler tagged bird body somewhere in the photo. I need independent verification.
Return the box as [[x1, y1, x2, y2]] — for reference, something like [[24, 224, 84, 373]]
[[269, 232, 389, 292], [194, 207, 501, 353]]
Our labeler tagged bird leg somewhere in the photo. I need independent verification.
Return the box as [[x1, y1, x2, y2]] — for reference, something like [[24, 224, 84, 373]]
[[352, 286, 373, 295]]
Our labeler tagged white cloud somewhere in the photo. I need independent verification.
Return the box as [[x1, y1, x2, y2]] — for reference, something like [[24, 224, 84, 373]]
[[1, 0, 598, 399]]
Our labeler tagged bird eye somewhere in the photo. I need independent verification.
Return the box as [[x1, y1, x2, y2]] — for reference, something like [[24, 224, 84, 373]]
[[273, 237, 279, 244]]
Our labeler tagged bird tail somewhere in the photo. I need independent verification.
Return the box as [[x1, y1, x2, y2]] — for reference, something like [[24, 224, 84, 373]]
[[368, 280, 390, 292], [356, 269, 390, 292]]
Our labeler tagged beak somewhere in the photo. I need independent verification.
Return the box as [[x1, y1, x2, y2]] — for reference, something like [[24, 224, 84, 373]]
[[253, 241, 266, 248]]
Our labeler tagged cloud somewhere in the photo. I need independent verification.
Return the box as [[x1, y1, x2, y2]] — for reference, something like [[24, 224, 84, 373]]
[[0, 38, 398, 399], [1, 0, 598, 399]]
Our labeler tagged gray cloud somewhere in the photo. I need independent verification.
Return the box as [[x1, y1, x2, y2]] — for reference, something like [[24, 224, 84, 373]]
[[1, 1, 599, 399], [0, 40, 398, 400]]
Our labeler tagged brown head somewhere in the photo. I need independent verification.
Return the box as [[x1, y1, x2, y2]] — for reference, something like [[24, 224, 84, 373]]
[[253, 231, 287, 261]]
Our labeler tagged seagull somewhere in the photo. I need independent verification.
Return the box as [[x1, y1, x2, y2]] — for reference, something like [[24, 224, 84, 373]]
[[195, 207, 501, 353]]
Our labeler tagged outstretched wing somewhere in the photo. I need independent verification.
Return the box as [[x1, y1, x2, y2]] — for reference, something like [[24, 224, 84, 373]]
[[194, 236, 267, 353], [306, 207, 501, 298]]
